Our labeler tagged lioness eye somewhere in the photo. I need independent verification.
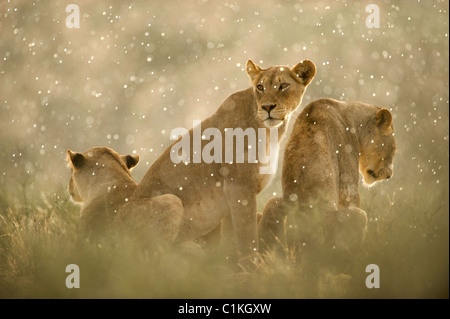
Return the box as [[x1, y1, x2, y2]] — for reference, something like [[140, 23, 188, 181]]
[[256, 84, 264, 92], [279, 83, 289, 91]]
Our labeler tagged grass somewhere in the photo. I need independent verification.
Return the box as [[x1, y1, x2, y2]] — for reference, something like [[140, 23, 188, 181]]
[[0, 182, 448, 299]]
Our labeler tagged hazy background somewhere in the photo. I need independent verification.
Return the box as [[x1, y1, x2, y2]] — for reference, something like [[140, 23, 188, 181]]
[[0, 0, 448, 298]]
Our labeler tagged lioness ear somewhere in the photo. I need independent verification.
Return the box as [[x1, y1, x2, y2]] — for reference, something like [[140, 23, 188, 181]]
[[67, 150, 85, 169], [375, 108, 393, 129], [291, 60, 316, 85], [246, 59, 262, 83], [121, 154, 140, 169]]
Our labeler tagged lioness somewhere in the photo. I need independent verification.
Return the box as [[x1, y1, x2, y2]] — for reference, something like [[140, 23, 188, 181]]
[[67, 147, 140, 235], [125, 59, 316, 258], [67, 146, 183, 241], [259, 98, 397, 253]]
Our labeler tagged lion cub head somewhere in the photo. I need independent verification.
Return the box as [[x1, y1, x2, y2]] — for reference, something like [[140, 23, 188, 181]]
[[359, 108, 397, 186], [67, 146, 139, 204], [246, 59, 316, 128]]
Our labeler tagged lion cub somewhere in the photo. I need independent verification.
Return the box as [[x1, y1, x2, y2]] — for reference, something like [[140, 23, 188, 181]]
[[259, 98, 397, 254], [67, 147, 140, 236]]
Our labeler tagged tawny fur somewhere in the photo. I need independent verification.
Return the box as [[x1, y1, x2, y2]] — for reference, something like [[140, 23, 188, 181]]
[[67, 146, 140, 236], [127, 59, 316, 257], [259, 98, 397, 253]]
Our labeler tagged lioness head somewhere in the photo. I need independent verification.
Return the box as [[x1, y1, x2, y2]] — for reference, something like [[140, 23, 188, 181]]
[[359, 108, 397, 186], [246, 59, 316, 128], [67, 147, 139, 203]]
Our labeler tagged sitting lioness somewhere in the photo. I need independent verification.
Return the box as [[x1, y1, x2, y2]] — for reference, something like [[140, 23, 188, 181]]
[[67, 146, 183, 241], [258, 98, 397, 254], [123, 59, 316, 258], [67, 147, 140, 236]]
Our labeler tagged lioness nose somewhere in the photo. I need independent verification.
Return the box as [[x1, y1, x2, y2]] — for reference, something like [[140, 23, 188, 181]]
[[386, 168, 393, 179], [262, 104, 276, 113]]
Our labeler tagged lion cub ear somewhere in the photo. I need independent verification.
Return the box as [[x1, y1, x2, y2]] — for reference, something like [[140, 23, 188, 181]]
[[67, 150, 85, 169], [291, 60, 316, 85], [121, 154, 140, 170], [246, 59, 262, 83], [375, 108, 393, 129]]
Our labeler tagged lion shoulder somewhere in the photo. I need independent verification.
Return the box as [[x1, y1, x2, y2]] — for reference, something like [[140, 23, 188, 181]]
[[283, 98, 396, 206]]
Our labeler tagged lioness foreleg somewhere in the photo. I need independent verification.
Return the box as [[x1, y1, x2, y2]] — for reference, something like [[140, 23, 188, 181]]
[[225, 189, 258, 259], [258, 196, 285, 250]]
